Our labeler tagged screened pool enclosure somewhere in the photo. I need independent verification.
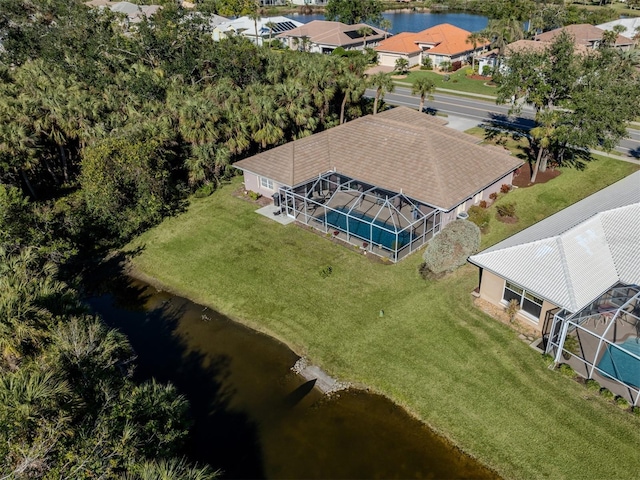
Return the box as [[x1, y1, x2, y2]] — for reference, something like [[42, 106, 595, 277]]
[[278, 172, 441, 262], [545, 285, 640, 405]]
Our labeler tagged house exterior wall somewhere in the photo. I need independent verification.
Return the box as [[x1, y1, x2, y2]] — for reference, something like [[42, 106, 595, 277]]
[[478, 269, 558, 332], [242, 171, 287, 198]]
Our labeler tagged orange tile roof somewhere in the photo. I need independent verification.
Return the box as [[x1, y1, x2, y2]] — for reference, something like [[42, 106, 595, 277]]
[[375, 32, 422, 54], [234, 107, 522, 210], [416, 23, 489, 55]]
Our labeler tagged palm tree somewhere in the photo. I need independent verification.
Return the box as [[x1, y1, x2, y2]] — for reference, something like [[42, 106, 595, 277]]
[[379, 19, 392, 39], [337, 70, 366, 124], [368, 72, 394, 115], [467, 31, 488, 72], [411, 77, 436, 113], [248, 8, 261, 46], [529, 110, 557, 182], [265, 21, 276, 48], [483, 18, 524, 66], [357, 26, 374, 50], [394, 57, 409, 74]]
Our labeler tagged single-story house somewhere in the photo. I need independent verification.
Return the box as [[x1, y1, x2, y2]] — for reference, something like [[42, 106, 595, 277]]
[[234, 106, 522, 262], [213, 16, 303, 46], [277, 20, 386, 53], [85, 0, 162, 24], [534, 23, 634, 51], [469, 171, 640, 405], [469, 171, 640, 331], [477, 39, 590, 74], [375, 24, 490, 69], [597, 18, 640, 44]]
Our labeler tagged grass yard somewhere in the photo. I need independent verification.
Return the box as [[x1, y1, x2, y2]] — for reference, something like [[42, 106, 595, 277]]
[[128, 158, 640, 480], [403, 67, 498, 97]]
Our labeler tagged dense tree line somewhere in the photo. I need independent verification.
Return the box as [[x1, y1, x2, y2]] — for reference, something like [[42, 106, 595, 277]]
[[0, 0, 371, 253], [0, 1, 374, 476]]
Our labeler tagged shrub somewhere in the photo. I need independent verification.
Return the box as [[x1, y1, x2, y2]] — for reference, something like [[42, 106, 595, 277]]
[[478, 200, 487, 208], [633, 406, 640, 417], [541, 354, 555, 367], [422, 219, 481, 275], [319, 265, 333, 278], [247, 190, 261, 201], [467, 205, 490, 232], [600, 388, 615, 400], [489, 192, 498, 201], [500, 184, 511, 194], [440, 61, 452, 72], [615, 396, 630, 409], [482, 65, 492, 76], [558, 363, 576, 378], [451, 60, 462, 71], [585, 379, 600, 392], [496, 202, 516, 218], [505, 299, 520, 323], [421, 57, 432, 69]]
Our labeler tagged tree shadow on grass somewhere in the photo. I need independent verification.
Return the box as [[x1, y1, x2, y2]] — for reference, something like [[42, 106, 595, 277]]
[[84, 266, 265, 479]]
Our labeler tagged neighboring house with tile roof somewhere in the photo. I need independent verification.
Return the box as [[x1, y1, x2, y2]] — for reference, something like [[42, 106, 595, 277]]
[[277, 20, 386, 53], [469, 171, 640, 331], [234, 107, 522, 262], [213, 16, 303, 46], [85, 1, 161, 24], [535, 23, 634, 51], [375, 23, 490, 69]]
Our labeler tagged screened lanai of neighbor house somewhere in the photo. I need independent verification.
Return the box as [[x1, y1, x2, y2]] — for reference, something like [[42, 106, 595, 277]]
[[234, 107, 522, 261], [469, 172, 640, 404]]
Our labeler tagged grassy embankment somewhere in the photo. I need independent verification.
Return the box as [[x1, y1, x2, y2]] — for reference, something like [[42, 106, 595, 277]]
[[127, 157, 639, 480], [402, 67, 499, 97]]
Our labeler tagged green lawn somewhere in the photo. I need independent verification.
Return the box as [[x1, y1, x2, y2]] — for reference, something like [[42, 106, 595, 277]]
[[402, 67, 498, 97], [128, 159, 640, 480]]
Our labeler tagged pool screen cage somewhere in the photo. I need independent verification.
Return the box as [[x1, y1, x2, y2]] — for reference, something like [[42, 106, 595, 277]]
[[545, 285, 640, 405], [279, 172, 441, 262]]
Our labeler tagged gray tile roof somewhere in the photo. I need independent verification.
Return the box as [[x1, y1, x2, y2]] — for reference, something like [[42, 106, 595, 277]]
[[234, 107, 522, 210], [469, 171, 640, 312]]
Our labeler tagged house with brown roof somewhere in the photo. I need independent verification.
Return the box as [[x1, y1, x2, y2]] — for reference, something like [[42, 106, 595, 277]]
[[375, 24, 490, 69], [234, 107, 522, 262], [534, 24, 633, 51], [277, 20, 386, 53]]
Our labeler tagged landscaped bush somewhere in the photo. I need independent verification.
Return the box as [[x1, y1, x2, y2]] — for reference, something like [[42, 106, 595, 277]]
[[585, 379, 601, 392], [421, 57, 432, 70], [451, 60, 462, 72], [478, 200, 487, 208], [421, 219, 480, 275], [496, 202, 517, 218], [600, 388, 615, 400], [247, 190, 261, 201], [500, 184, 511, 194], [482, 65, 492, 77], [615, 396, 630, 409], [558, 363, 576, 378], [505, 299, 520, 323], [489, 192, 498, 201], [467, 205, 490, 232]]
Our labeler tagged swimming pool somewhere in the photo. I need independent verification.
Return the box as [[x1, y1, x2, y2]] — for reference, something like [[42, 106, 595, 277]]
[[323, 207, 411, 250], [597, 337, 640, 388]]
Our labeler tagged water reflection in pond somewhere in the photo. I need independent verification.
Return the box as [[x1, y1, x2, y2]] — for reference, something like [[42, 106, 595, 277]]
[[87, 277, 498, 479]]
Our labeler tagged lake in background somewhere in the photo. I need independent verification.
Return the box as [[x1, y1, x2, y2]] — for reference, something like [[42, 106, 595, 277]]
[[288, 11, 489, 34], [87, 275, 499, 479]]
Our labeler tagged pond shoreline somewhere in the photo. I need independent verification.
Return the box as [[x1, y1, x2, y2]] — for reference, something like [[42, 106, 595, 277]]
[[123, 259, 499, 477]]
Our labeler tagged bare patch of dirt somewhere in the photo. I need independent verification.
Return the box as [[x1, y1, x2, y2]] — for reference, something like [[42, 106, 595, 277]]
[[496, 214, 518, 224], [512, 166, 562, 188], [473, 297, 539, 339], [467, 74, 492, 81]]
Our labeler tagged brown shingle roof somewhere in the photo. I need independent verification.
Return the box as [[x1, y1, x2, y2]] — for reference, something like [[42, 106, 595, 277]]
[[234, 107, 522, 210], [535, 24, 633, 47]]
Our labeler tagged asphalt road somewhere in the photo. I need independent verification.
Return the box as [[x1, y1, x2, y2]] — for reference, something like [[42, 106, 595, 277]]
[[367, 86, 640, 158]]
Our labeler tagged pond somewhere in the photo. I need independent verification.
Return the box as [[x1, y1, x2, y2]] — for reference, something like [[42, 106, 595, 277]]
[[87, 275, 499, 479], [288, 11, 489, 34]]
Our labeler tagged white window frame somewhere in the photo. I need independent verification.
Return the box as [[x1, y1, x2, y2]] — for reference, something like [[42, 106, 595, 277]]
[[259, 176, 274, 190], [502, 281, 544, 322]]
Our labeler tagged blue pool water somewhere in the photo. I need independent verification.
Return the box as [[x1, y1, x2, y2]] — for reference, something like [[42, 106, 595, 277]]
[[323, 207, 411, 250], [597, 337, 640, 388]]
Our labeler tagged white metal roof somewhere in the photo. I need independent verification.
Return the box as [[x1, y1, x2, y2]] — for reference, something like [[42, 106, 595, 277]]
[[469, 172, 640, 312]]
